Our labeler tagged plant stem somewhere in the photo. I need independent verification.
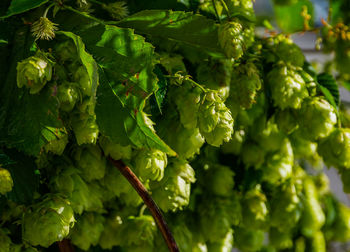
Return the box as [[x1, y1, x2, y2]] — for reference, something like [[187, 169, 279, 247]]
[[219, 0, 231, 19], [109, 158, 179, 252], [58, 239, 75, 252]]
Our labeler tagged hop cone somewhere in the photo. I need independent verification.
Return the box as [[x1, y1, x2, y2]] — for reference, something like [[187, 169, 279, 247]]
[[206, 229, 233, 252], [269, 228, 293, 250], [274, 35, 305, 67], [99, 212, 124, 249], [230, 62, 262, 109], [70, 212, 105, 251], [73, 66, 92, 97], [55, 40, 77, 62], [72, 114, 99, 145], [99, 135, 132, 160], [275, 108, 299, 134], [22, 195, 75, 247], [218, 21, 244, 59], [17, 53, 53, 94], [74, 145, 106, 181], [235, 227, 264, 252], [298, 97, 337, 141], [44, 134, 69, 155], [267, 64, 308, 109], [0, 168, 13, 195], [133, 148, 167, 182], [150, 159, 195, 212], [318, 128, 350, 169], [57, 82, 80, 112], [31, 17, 58, 41]]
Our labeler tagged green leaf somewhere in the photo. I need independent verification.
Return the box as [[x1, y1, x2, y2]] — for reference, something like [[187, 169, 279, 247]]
[[2, 0, 48, 18], [273, 0, 314, 33], [117, 10, 224, 57], [0, 27, 65, 156], [78, 24, 158, 109], [96, 69, 176, 155], [317, 73, 340, 108], [0, 149, 40, 204], [152, 65, 168, 114]]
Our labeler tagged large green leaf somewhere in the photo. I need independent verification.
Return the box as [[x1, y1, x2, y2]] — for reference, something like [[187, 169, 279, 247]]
[[317, 73, 340, 109], [0, 149, 40, 204], [117, 10, 224, 57], [2, 0, 48, 18], [0, 27, 65, 156], [96, 69, 176, 155], [273, 0, 314, 33]]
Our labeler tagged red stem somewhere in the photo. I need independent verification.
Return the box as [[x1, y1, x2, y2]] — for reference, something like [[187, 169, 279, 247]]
[[109, 158, 179, 252]]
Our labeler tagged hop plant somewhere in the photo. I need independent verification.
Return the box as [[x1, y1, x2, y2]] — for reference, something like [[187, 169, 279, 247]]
[[22, 195, 75, 247], [241, 185, 269, 230], [99, 135, 132, 160], [150, 159, 196, 212], [309, 231, 326, 252], [16, 53, 53, 94], [70, 212, 105, 251], [199, 195, 241, 242], [298, 97, 337, 141], [235, 227, 264, 252], [273, 35, 305, 67], [267, 64, 309, 109], [73, 66, 92, 97], [300, 177, 325, 237], [74, 145, 106, 181], [170, 82, 202, 129], [318, 128, 350, 169], [133, 148, 167, 182], [72, 114, 99, 145], [99, 212, 124, 249], [31, 17, 58, 41], [102, 1, 129, 20], [44, 134, 69, 155], [55, 40, 77, 62], [51, 167, 104, 214], [275, 108, 299, 134], [269, 228, 293, 250], [206, 229, 233, 252], [57, 82, 80, 112], [261, 138, 294, 184], [230, 62, 262, 109], [0, 167, 13, 195], [218, 20, 245, 59], [331, 202, 350, 242], [198, 92, 234, 147]]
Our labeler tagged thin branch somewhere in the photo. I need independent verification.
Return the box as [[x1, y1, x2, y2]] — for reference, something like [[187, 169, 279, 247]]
[[109, 158, 179, 252], [58, 239, 75, 252], [211, 0, 221, 23]]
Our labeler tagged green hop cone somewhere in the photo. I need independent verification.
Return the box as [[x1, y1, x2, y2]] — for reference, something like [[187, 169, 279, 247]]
[[52, 167, 104, 214], [73, 66, 92, 97], [198, 92, 234, 147], [242, 185, 269, 229], [206, 229, 233, 252], [158, 116, 205, 159], [199, 194, 241, 243], [269, 228, 293, 250], [75, 145, 106, 181], [327, 202, 350, 242], [218, 20, 245, 59], [44, 134, 69, 155], [230, 62, 262, 109], [267, 64, 309, 109], [150, 159, 195, 212], [235, 227, 264, 252], [318, 128, 350, 169], [196, 59, 233, 101], [201, 164, 235, 197], [122, 215, 156, 248], [70, 212, 105, 251], [309, 231, 326, 252], [300, 177, 325, 237], [133, 149, 167, 182], [55, 40, 77, 62], [223, 0, 255, 20], [270, 181, 301, 231], [22, 195, 75, 247], [57, 82, 80, 112], [274, 35, 305, 67], [170, 82, 202, 129], [298, 97, 337, 141], [253, 120, 285, 152], [16, 53, 53, 94], [0, 167, 13, 195], [103, 163, 143, 206], [72, 114, 99, 145], [262, 138, 294, 184], [99, 212, 124, 249], [99, 135, 132, 160], [275, 109, 299, 134]]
